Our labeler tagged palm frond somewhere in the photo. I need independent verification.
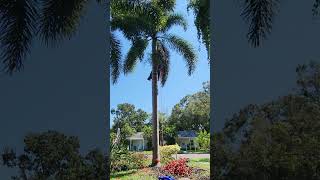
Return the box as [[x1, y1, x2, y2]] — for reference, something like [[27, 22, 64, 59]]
[[163, 34, 197, 75], [0, 0, 38, 74], [39, 0, 89, 46], [313, 0, 320, 16], [111, 0, 149, 17], [160, 13, 187, 33], [157, 40, 170, 86], [187, 0, 210, 59], [154, 0, 176, 12], [241, 0, 279, 47], [110, 32, 122, 84], [123, 38, 149, 74], [111, 15, 150, 40]]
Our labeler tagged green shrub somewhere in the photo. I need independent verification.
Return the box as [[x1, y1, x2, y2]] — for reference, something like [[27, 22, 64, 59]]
[[131, 152, 149, 169], [110, 147, 149, 173], [110, 147, 132, 172], [196, 130, 210, 151], [160, 144, 180, 164]]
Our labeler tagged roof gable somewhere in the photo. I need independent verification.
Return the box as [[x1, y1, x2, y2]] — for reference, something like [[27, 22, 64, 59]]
[[177, 130, 197, 138], [127, 132, 144, 139]]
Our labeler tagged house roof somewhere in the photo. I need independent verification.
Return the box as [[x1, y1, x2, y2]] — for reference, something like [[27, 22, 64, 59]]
[[177, 130, 197, 138], [127, 132, 144, 140]]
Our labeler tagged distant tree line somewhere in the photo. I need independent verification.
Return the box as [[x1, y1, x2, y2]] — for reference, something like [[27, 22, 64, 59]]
[[110, 81, 210, 148]]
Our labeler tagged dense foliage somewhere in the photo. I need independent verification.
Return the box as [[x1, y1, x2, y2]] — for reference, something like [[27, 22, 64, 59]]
[[211, 62, 320, 180], [168, 81, 210, 132], [195, 130, 210, 151], [111, 103, 149, 144], [110, 146, 149, 173], [1, 131, 107, 180], [160, 144, 181, 164]]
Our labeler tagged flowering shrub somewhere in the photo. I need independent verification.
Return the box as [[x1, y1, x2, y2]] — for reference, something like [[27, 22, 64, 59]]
[[161, 158, 192, 177], [160, 144, 180, 164]]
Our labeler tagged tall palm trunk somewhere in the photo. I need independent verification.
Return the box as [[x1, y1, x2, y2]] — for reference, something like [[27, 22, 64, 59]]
[[151, 39, 160, 167]]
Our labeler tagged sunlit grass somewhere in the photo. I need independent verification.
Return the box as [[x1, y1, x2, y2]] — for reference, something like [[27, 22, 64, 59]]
[[111, 169, 157, 180]]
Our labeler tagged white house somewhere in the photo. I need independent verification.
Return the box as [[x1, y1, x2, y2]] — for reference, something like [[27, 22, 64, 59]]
[[176, 130, 199, 151], [126, 132, 148, 151]]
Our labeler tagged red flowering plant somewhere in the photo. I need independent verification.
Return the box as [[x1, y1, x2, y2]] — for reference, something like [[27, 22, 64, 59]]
[[161, 158, 192, 177]]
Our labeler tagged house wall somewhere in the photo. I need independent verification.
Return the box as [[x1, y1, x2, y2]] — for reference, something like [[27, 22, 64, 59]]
[[177, 138, 199, 150], [128, 139, 148, 151]]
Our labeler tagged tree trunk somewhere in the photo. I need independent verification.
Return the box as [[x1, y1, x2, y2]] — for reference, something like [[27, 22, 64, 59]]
[[151, 39, 160, 167]]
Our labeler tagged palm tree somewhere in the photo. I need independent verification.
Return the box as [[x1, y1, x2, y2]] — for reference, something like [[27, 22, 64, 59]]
[[111, 0, 197, 167]]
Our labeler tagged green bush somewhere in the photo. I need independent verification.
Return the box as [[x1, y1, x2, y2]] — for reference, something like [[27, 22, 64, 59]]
[[110, 147, 149, 173], [160, 144, 180, 164], [131, 152, 149, 169], [196, 130, 210, 151]]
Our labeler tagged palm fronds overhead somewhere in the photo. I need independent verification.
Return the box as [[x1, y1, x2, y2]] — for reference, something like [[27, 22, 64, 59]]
[[240, 0, 279, 47], [39, 0, 89, 46], [188, 0, 210, 58], [0, 0, 38, 74]]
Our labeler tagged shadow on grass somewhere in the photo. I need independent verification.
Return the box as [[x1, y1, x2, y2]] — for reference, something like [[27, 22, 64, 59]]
[[195, 158, 209, 162], [111, 169, 137, 178]]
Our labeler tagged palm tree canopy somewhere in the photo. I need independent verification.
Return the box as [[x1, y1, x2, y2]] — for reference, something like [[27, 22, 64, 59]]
[[111, 0, 197, 86]]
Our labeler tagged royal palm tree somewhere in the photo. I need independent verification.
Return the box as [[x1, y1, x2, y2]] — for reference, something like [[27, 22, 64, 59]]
[[111, 0, 197, 167]]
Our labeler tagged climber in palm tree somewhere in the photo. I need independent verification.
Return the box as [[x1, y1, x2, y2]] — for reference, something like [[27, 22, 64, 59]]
[[111, 0, 197, 167]]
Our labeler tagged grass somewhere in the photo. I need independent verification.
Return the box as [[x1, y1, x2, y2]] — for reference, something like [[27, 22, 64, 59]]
[[179, 149, 209, 154], [188, 158, 210, 177], [143, 151, 152, 155], [146, 149, 209, 154], [188, 158, 210, 168], [111, 169, 157, 180]]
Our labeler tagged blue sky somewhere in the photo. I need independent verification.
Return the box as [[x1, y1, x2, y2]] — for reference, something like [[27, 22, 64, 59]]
[[110, 1, 210, 125]]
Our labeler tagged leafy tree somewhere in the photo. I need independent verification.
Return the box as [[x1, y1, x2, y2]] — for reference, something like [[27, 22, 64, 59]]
[[111, 0, 197, 167], [195, 130, 210, 151], [142, 125, 153, 151], [169, 81, 210, 132], [111, 103, 149, 144], [212, 62, 320, 180], [1, 131, 107, 180]]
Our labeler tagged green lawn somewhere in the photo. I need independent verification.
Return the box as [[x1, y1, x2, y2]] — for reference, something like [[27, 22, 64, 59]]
[[145, 150, 209, 154], [188, 158, 210, 171], [111, 169, 156, 180], [143, 151, 152, 155], [179, 149, 209, 154]]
